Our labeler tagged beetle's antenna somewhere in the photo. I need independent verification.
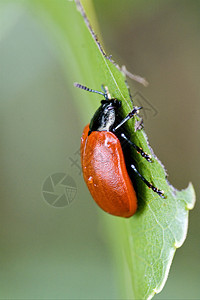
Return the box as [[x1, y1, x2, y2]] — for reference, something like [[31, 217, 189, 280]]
[[101, 84, 111, 100], [74, 82, 106, 97]]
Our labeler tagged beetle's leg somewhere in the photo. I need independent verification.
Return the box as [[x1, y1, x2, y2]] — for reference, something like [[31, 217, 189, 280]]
[[130, 163, 165, 198], [113, 106, 142, 132], [120, 132, 152, 162]]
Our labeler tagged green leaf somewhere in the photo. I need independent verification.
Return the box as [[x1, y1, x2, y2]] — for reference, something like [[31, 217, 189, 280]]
[[25, 0, 196, 299], [120, 183, 195, 299]]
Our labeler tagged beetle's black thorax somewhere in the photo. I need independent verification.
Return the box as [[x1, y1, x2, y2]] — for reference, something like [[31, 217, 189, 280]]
[[89, 99, 123, 134]]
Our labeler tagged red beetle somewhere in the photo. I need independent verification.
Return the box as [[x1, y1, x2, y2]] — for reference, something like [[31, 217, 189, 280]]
[[75, 83, 164, 218]]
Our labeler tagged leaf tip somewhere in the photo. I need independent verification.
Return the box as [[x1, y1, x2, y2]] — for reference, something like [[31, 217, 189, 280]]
[[182, 182, 196, 210]]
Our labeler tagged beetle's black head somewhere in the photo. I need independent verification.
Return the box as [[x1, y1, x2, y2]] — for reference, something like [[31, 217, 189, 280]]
[[89, 98, 122, 133], [73, 83, 123, 133]]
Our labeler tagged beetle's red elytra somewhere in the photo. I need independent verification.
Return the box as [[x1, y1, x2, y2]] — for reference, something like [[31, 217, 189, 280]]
[[81, 124, 137, 218], [75, 82, 165, 218]]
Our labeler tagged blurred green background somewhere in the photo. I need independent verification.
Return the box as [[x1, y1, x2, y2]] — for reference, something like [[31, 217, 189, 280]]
[[0, 0, 199, 299]]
